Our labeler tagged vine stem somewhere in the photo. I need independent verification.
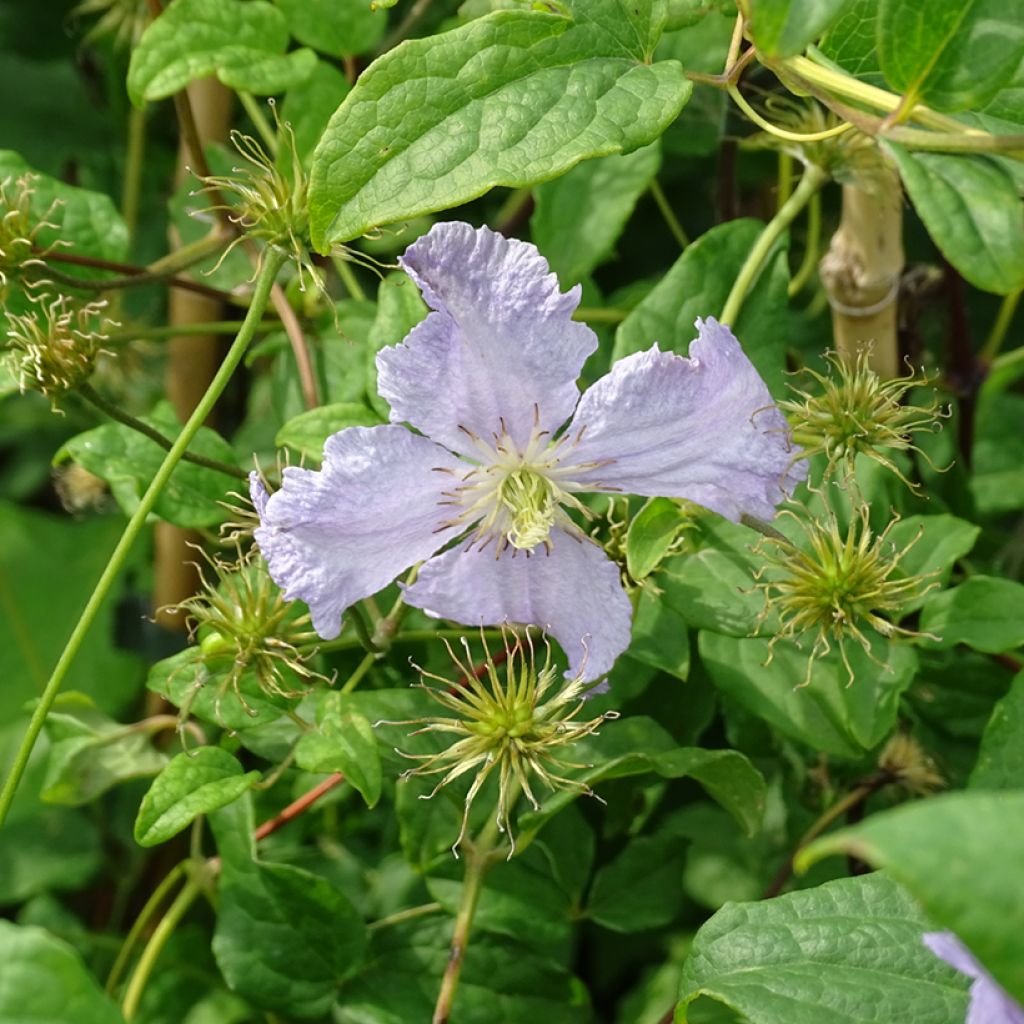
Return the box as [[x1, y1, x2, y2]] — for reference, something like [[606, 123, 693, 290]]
[[431, 816, 502, 1024], [121, 103, 147, 251], [720, 163, 828, 326], [121, 875, 203, 1020], [77, 382, 248, 481], [649, 178, 689, 249], [980, 287, 1022, 362], [0, 250, 286, 828]]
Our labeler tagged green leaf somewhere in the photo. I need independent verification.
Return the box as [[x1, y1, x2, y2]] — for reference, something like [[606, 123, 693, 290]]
[[214, 858, 367, 1018], [521, 716, 766, 839], [971, 669, 1024, 789], [920, 575, 1024, 653], [532, 142, 661, 283], [819, 0, 885, 85], [628, 587, 691, 680], [275, 401, 382, 459], [134, 747, 260, 847], [127, 0, 316, 105], [878, 0, 1024, 112], [884, 143, 1024, 296], [41, 692, 167, 806], [613, 218, 789, 395], [281, 59, 351, 166], [587, 831, 686, 932], [55, 401, 240, 529], [744, 0, 852, 58], [0, 921, 123, 1024], [676, 873, 968, 1024], [308, 2, 691, 247], [798, 791, 1024, 1002], [275, 0, 386, 57], [295, 694, 382, 808], [884, 513, 980, 615], [626, 496, 686, 581], [699, 632, 919, 758]]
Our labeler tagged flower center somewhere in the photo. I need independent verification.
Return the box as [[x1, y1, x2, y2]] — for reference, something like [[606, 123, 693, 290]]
[[499, 468, 557, 550]]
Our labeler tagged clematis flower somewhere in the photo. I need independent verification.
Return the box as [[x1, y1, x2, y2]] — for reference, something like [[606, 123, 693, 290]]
[[253, 222, 804, 681], [923, 932, 1024, 1024]]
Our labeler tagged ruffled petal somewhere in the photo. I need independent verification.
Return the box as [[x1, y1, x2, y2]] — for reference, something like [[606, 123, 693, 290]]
[[254, 425, 463, 639], [563, 318, 805, 522], [377, 222, 598, 455], [924, 933, 1024, 1024], [403, 528, 632, 682]]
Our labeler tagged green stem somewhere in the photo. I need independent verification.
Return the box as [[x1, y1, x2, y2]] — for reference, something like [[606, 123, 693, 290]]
[[313, 627, 505, 656], [105, 862, 185, 995], [349, 604, 382, 653], [105, 320, 255, 342], [77, 382, 248, 482], [340, 651, 378, 695], [573, 307, 628, 324], [720, 163, 828, 325], [238, 92, 277, 155], [777, 151, 794, 210], [981, 288, 1022, 362], [121, 875, 202, 1020], [121, 104, 147, 252], [369, 902, 443, 932], [0, 250, 285, 828], [431, 816, 502, 1024], [788, 188, 822, 297], [649, 178, 689, 249], [332, 254, 367, 302]]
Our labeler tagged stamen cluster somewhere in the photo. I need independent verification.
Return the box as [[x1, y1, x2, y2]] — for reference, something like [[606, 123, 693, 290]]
[[386, 627, 617, 855], [780, 350, 947, 491], [72, 0, 149, 48], [0, 174, 62, 302], [754, 502, 937, 686], [4, 293, 113, 408]]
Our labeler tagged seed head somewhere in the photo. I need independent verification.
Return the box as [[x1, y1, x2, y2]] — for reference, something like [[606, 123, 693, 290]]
[[166, 547, 326, 728], [4, 293, 113, 409], [877, 732, 944, 797], [72, 0, 149, 48], [0, 174, 63, 301], [780, 350, 947, 491], [384, 626, 617, 856], [754, 501, 938, 687]]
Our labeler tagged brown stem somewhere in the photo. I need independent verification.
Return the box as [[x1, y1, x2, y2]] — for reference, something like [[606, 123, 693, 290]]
[[271, 283, 319, 409], [253, 772, 345, 843]]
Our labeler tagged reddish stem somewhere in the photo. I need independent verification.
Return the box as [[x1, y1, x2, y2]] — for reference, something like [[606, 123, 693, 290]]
[[253, 772, 346, 843]]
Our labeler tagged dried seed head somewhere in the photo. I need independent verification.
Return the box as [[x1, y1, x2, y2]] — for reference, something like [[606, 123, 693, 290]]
[[780, 349, 948, 492], [165, 546, 326, 727], [753, 501, 939, 687], [4, 293, 114, 409], [878, 732, 944, 797], [0, 174, 64, 301], [383, 625, 617, 857]]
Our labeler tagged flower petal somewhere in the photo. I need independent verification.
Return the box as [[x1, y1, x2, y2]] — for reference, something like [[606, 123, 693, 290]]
[[924, 933, 1024, 1024], [403, 529, 632, 682], [254, 425, 463, 639], [923, 932, 983, 979], [377, 222, 598, 454], [563, 318, 805, 522]]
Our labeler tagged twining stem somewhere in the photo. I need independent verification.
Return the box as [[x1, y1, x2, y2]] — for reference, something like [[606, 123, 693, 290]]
[[432, 816, 503, 1024], [77, 382, 248, 481], [0, 250, 286, 828], [720, 163, 828, 325], [981, 287, 1022, 362], [788, 188, 822, 297], [649, 178, 689, 250], [761, 771, 892, 899], [121, 875, 203, 1020], [121, 104, 147, 251]]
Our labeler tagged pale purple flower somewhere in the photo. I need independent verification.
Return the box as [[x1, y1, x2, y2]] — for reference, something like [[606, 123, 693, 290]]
[[924, 932, 1024, 1024], [252, 222, 803, 681]]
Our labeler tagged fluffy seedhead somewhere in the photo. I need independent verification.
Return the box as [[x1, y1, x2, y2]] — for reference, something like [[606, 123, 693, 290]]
[[0, 174, 63, 302]]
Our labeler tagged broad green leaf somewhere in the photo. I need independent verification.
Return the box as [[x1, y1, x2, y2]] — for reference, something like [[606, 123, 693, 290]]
[[275, 401, 381, 459], [613, 218, 789, 395], [744, 0, 852, 58], [700, 632, 919, 758], [335, 919, 590, 1023], [626, 496, 687, 581], [275, 0, 386, 57], [308, 1, 691, 247], [281, 60, 351, 167], [532, 142, 661, 283], [819, 0, 885, 85], [799, 791, 1024, 1001], [970, 669, 1024, 789], [971, 391, 1024, 513], [127, 0, 316, 105], [134, 747, 260, 847], [884, 513, 979, 615], [214, 859, 367, 1018], [587, 832, 686, 932], [878, 0, 1024, 112], [920, 575, 1024, 653], [676, 873, 968, 1024], [0, 921, 123, 1024], [521, 716, 766, 840], [628, 587, 691, 680], [41, 692, 166, 806], [295, 694, 382, 807], [884, 143, 1024, 296], [56, 401, 240, 529]]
